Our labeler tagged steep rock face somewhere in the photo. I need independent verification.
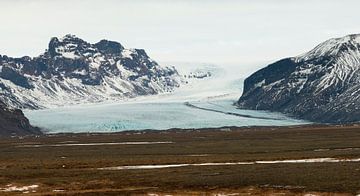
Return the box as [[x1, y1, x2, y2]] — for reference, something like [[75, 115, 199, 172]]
[[0, 34, 181, 109], [238, 34, 360, 123], [0, 100, 41, 136]]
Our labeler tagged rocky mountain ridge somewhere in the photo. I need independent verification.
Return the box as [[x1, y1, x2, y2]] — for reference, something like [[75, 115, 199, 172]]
[[238, 34, 360, 123], [0, 34, 181, 109]]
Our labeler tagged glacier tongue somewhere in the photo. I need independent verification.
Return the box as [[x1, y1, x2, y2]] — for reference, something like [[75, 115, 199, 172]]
[[24, 63, 307, 133]]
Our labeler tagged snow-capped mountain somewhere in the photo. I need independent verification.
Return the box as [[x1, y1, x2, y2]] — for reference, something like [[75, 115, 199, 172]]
[[0, 100, 41, 136], [0, 34, 181, 109], [238, 34, 360, 123]]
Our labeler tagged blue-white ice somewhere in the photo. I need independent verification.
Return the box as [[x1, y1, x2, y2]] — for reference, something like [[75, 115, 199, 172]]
[[24, 64, 308, 133]]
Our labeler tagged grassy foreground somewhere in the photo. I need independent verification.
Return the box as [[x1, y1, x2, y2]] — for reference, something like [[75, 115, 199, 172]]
[[1, 125, 360, 195]]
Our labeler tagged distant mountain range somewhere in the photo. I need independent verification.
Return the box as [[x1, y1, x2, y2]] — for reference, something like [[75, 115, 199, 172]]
[[238, 34, 360, 123], [0, 34, 181, 109]]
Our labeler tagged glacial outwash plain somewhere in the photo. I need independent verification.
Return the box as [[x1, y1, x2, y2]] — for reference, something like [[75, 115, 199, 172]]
[[2, 125, 360, 195]]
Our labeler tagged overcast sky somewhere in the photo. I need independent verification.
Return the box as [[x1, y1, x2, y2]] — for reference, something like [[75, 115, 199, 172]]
[[1, 0, 360, 67]]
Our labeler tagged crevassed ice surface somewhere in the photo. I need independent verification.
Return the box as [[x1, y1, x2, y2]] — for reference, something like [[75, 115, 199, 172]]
[[25, 63, 308, 133]]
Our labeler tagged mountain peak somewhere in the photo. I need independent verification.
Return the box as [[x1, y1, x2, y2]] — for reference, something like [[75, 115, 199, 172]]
[[296, 34, 360, 62], [53, 34, 88, 44], [60, 34, 78, 40], [49, 34, 87, 46], [48, 34, 90, 58], [48, 35, 128, 58]]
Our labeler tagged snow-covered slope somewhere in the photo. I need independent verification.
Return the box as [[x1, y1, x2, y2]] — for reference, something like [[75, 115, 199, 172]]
[[238, 34, 360, 123], [0, 34, 181, 109]]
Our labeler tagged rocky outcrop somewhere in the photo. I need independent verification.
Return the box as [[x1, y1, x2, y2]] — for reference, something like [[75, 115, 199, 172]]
[[0, 100, 41, 136]]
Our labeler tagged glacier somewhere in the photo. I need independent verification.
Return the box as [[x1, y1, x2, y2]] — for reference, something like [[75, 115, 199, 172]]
[[24, 63, 308, 133]]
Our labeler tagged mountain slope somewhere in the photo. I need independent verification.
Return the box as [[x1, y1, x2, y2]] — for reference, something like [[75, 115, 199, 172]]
[[0, 100, 41, 136], [238, 34, 360, 123], [0, 34, 181, 109]]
